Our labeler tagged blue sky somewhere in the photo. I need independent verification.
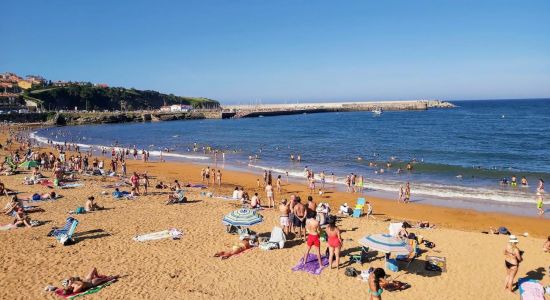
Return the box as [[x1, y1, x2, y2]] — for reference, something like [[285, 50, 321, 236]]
[[1, 1, 549, 103]]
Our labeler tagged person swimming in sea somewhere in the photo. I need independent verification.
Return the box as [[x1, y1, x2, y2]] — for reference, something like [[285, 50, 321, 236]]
[[511, 175, 517, 187], [521, 176, 528, 187]]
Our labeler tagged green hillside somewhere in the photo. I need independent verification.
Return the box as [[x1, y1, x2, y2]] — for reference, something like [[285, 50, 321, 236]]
[[25, 84, 219, 111]]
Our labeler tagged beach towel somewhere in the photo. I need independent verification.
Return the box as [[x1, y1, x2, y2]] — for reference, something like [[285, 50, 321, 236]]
[[187, 183, 207, 188], [133, 228, 183, 242], [40, 180, 54, 188], [0, 223, 16, 231], [291, 254, 329, 275], [54, 276, 117, 299], [518, 278, 545, 300], [214, 195, 239, 200], [59, 183, 84, 189]]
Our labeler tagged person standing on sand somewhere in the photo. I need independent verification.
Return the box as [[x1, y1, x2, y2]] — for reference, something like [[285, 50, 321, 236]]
[[309, 177, 315, 194], [265, 183, 274, 208], [130, 172, 140, 195], [326, 216, 342, 269], [293, 197, 306, 240], [536, 192, 544, 215], [216, 169, 222, 187], [279, 199, 290, 235], [398, 185, 404, 203], [288, 195, 297, 235], [276, 175, 282, 193], [302, 211, 322, 269], [404, 182, 411, 203], [121, 160, 127, 177], [504, 235, 522, 293]]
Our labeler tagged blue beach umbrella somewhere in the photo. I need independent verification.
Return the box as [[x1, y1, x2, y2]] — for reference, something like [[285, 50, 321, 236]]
[[359, 233, 410, 256], [222, 208, 263, 227]]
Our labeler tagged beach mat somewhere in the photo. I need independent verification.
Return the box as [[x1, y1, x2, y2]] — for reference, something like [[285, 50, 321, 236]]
[[133, 228, 182, 242], [59, 183, 84, 189], [291, 254, 329, 275], [54, 276, 117, 299]]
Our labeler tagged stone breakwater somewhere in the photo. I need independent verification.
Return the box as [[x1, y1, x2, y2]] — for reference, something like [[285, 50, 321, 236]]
[[222, 100, 455, 118]]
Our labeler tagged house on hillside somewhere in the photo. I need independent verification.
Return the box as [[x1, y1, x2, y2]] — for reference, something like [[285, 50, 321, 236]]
[[0, 93, 25, 110], [17, 80, 32, 90]]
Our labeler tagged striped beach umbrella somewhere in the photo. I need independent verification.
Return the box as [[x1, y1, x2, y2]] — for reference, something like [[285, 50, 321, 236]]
[[222, 208, 263, 227], [359, 233, 410, 256]]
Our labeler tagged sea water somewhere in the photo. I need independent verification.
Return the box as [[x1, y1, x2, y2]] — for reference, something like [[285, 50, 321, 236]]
[[32, 99, 550, 216]]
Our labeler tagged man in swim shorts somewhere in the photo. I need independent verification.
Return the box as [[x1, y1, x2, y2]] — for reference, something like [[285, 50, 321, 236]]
[[302, 211, 322, 268], [293, 197, 306, 240], [279, 199, 290, 234]]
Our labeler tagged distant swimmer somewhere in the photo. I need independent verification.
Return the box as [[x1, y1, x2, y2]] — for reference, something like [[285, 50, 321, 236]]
[[500, 178, 509, 185], [297, 154, 301, 162], [357, 157, 363, 161], [521, 176, 528, 187], [511, 175, 517, 187], [406, 163, 413, 171], [456, 174, 463, 179], [290, 153, 294, 161], [386, 162, 392, 168]]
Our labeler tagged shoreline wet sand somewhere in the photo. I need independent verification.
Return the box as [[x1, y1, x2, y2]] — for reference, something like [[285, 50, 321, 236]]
[[0, 124, 548, 299]]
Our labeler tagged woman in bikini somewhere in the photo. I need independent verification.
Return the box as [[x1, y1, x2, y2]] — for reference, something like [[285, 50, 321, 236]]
[[61, 268, 115, 295], [368, 268, 387, 300], [504, 235, 522, 293], [214, 237, 253, 259], [326, 217, 342, 269]]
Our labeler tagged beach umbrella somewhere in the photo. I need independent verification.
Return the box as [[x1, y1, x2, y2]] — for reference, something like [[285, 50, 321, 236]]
[[222, 208, 263, 227], [19, 161, 39, 168], [359, 233, 410, 256]]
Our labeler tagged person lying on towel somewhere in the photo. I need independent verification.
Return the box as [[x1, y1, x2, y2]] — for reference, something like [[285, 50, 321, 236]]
[[19, 191, 57, 201], [60, 268, 116, 295], [214, 235, 256, 259]]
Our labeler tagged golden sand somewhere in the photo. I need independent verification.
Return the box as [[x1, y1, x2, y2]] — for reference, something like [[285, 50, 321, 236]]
[[0, 125, 548, 299]]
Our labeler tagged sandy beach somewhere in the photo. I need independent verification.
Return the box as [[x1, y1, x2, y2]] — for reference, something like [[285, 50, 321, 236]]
[[0, 125, 549, 300]]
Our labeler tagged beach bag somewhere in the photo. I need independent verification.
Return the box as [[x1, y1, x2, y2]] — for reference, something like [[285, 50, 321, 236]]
[[32, 193, 41, 201], [75, 207, 85, 214], [345, 267, 358, 277]]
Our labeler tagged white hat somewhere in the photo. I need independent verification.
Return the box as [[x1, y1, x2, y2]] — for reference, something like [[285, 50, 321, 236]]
[[509, 235, 519, 243]]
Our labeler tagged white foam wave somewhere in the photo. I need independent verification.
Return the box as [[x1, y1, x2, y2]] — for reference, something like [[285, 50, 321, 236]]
[[30, 131, 210, 161], [247, 163, 537, 204]]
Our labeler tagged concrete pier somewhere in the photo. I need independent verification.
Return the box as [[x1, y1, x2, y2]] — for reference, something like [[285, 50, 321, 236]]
[[222, 100, 455, 119]]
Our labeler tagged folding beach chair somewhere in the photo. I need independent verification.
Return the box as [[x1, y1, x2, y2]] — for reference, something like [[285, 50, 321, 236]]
[[52, 217, 79, 245], [349, 245, 370, 265], [352, 197, 366, 218]]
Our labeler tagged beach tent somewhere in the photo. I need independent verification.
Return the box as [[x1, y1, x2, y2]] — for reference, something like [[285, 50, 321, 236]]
[[19, 160, 38, 169]]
